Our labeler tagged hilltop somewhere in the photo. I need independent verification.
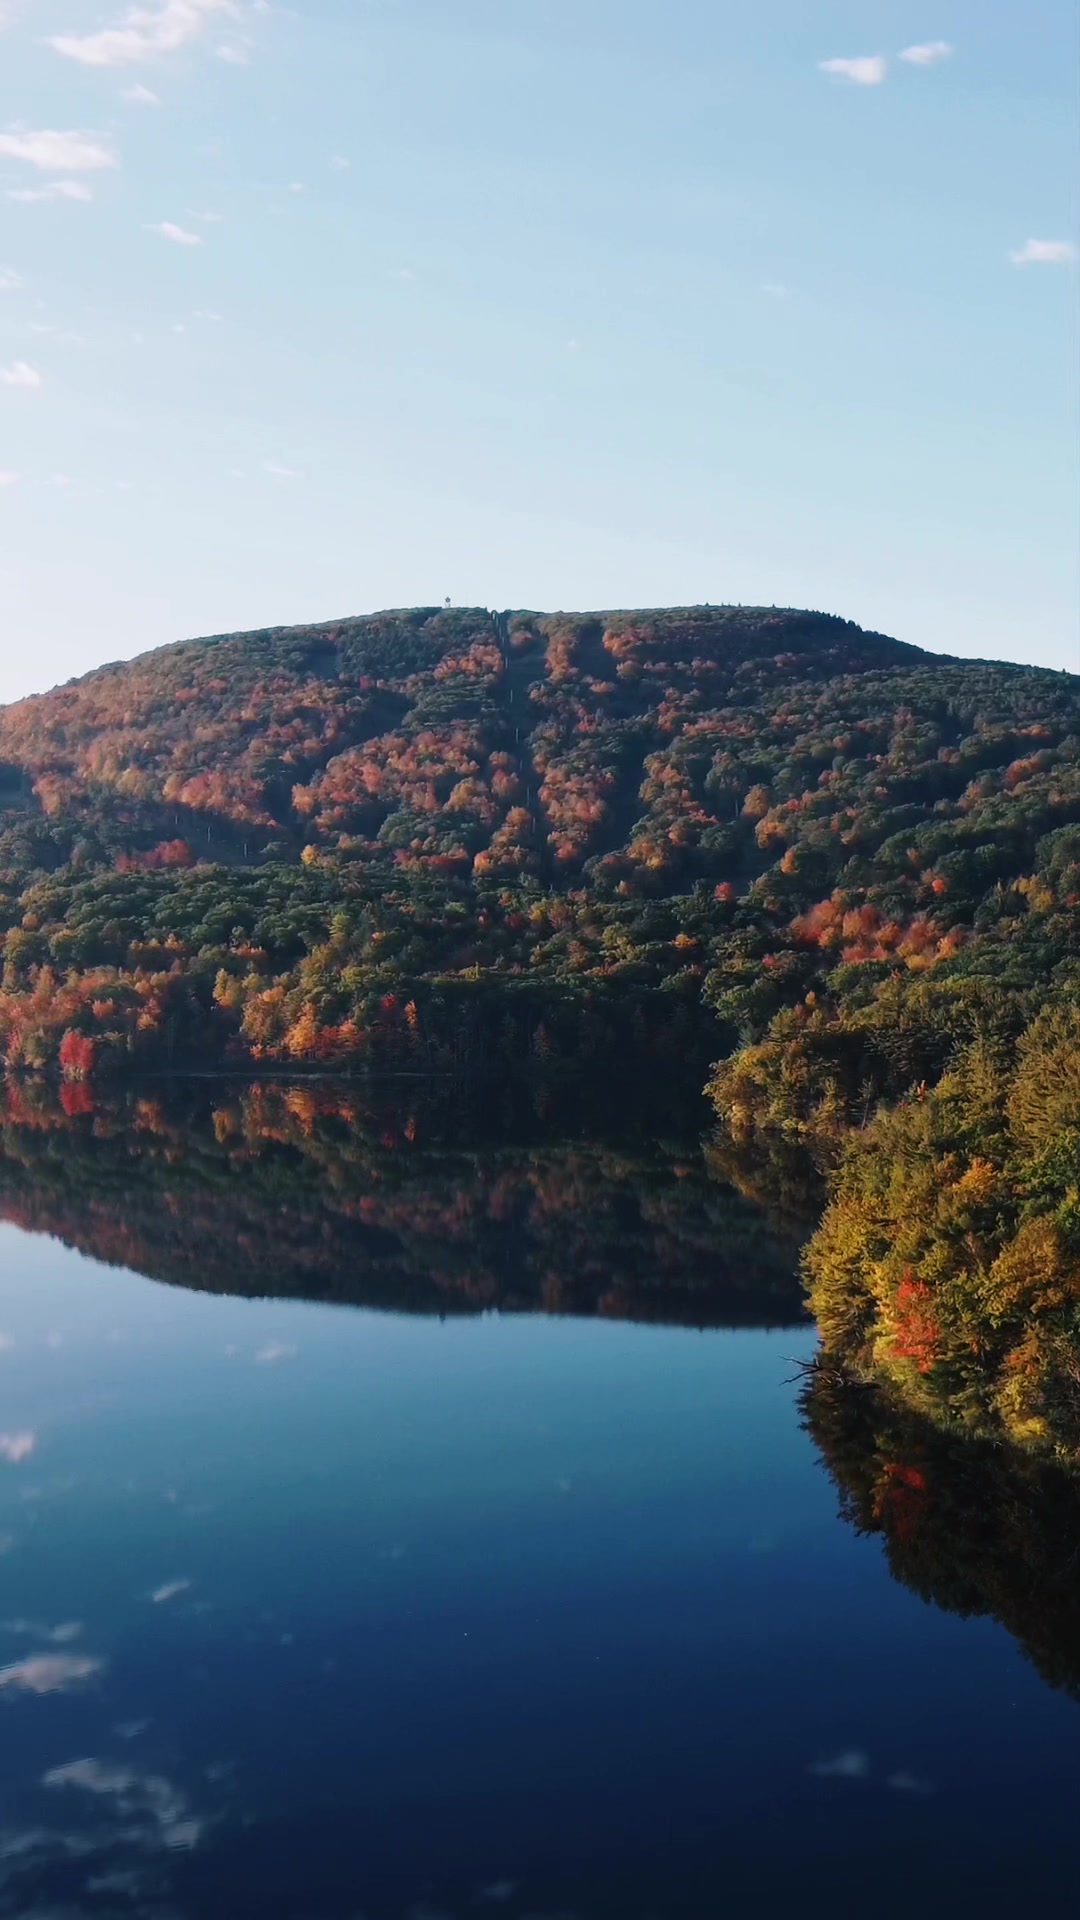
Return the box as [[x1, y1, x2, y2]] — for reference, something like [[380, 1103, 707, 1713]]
[[0, 603, 920, 880]]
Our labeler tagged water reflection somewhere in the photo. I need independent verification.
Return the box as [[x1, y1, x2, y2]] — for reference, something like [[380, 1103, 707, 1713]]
[[805, 1365, 1080, 1699], [0, 1078, 806, 1328], [0, 1082, 1076, 1918]]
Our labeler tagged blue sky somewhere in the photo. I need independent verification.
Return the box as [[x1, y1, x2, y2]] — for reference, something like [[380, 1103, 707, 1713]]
[[0, 0, 1076, 700]]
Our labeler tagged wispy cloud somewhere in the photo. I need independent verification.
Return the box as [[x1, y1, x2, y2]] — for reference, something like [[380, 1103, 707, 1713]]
[[887, 1769, 934, 1793], [50, 0, 230, 68], [0, 1652, 102, 1692], [0, 1428, 36, 1456], [0, 267, 23, 290], [216, 41, 249, 64], [819, 55, 887, 86], [7, 179, 94, 203], [122, 81, 161, 105], [0, 470, 19, 487], [2, 1617, 82, 1643], [146, 220, 203, 246], [1010, 238, 1077, 266], [900, 41, 954, 66], [44, 1757, 203, 1850], [0, 128, 117, 172], [28, 320, 83, 343]]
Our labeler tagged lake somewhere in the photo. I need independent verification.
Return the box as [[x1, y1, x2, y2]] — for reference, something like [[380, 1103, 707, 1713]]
[[0, 1083, 1076, 1919]]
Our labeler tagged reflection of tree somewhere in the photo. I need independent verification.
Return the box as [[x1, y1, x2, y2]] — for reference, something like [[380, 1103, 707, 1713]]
[[703, 1127, 824, 1244], [0, 1080, 805, 1329], [804, 1366, 1080, 1699]]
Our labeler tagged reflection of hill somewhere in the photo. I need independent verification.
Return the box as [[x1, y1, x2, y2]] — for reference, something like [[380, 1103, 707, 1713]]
[[805, 1369, 1080, 1699], [0, 1081, 805, 1328]]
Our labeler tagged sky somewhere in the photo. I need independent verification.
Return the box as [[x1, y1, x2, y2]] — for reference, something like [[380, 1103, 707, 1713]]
[[0, 0, 1076, 701]]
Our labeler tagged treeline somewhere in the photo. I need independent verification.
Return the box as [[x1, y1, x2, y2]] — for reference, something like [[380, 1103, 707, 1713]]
[[802, 1004, 1080, 1454]]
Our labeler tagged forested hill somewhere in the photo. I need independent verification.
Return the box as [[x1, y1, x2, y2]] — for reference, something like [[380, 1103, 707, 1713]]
[[0, 604, 922, 881], [0, 599, 1078, 1102]]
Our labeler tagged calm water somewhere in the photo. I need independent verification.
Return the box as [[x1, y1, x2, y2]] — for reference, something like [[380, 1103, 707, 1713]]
[[0, 1088, 1076, 1918]]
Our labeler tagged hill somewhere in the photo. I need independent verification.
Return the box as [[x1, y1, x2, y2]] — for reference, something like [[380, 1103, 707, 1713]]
[[0, 598, 1075, 1085], [0, 602, 920, 882]]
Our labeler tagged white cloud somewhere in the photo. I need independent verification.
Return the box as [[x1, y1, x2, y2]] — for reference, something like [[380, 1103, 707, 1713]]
[[819, 55, 887, 86], [146, 220, 202, 245], [0, 128, 117, 171], [0, 361, 42, 389], [7, 179, 94, 202], [329, 155, 349, 171], [0, 470, 19, 487], [900, 41, 954, 65], [0, 1652, 102, 1692], [1010, 238, 1077, 266], [194, 306, 223, 320], [809, 1749, 869, 1779], [0, 1428, 36, 1456], [0, 267, 23, 290], [216, 41, 249, 63], [50, 0, 230, 68], [260, 469, 299, 487], [761, 281, 790, 299], [149, 1579, 191, 1603], [122, 82, 161, 104]]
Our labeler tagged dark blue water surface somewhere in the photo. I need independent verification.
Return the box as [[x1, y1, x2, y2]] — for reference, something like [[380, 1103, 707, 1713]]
[[0, 1166, 1077, 1918]]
